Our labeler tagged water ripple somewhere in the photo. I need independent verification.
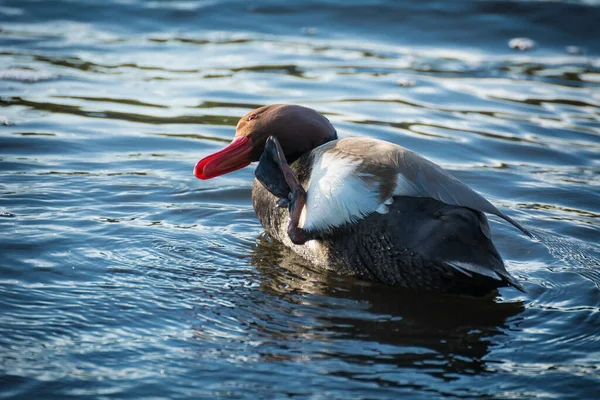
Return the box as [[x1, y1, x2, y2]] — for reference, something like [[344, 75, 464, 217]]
[[1, 0, 600, 398]]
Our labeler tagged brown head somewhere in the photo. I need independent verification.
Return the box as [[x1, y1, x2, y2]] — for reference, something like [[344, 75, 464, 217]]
[[194, 104, 337, 179]]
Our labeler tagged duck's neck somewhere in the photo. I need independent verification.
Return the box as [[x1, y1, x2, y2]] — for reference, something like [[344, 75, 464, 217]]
[[288, 151, 315, 185], [284, 128, 338, 164]]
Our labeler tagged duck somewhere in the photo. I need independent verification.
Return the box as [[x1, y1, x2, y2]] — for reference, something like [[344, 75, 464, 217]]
[[194, 104, 531, 295]]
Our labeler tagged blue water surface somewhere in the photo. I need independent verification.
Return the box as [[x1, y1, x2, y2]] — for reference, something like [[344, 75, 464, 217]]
[[1, 0, 600, 398]]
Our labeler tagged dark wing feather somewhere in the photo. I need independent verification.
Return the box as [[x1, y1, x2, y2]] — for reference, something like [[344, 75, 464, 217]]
[[399, 149, 531, 237]]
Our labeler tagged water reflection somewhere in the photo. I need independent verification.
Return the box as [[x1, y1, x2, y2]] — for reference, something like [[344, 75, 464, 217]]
[[248, 236, 524, 382]]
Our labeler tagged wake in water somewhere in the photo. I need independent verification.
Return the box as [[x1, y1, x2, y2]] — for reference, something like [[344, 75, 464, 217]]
[[531, 228, 600, 289]]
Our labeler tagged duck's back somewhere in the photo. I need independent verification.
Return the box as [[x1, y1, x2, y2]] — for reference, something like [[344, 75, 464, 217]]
[[297, 138, 530, 237], [251, 137, 524, 295]]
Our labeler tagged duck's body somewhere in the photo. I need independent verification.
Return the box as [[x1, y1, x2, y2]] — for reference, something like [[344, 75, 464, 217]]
[[254, 186, 511, 295], [195, 104, 530, 295]]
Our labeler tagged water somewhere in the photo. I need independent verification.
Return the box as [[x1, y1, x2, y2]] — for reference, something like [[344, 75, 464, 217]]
[[1, 0, 600, 398]]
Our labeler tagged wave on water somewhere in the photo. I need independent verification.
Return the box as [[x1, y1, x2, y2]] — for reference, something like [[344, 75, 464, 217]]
[[0, 68, 56, 82], [534, 229, 600, 288]]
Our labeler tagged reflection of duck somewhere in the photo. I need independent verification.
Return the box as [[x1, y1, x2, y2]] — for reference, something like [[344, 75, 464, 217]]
[[249, 236, 525, 379], [195, 104, 530, 295]]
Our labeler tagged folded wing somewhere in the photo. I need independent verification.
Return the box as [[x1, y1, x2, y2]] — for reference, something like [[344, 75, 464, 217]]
[[302, 138, 531, 237]]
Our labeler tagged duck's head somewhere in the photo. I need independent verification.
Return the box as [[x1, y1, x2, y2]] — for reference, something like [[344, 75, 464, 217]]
[[194, 104, 337, 180]]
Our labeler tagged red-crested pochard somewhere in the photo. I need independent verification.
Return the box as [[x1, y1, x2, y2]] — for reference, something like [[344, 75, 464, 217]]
[[194, 104, 531, 295]]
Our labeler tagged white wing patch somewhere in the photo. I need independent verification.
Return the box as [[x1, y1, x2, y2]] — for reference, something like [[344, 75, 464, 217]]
[[376, 197, 395, 214], [301, 152, 382, 232]]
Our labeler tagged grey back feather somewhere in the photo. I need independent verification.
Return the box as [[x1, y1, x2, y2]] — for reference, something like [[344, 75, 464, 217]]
[[324, 138, 531, 237]]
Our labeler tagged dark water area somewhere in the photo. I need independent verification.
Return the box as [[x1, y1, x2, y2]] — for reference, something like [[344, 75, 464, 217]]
[[1, 0, 600, 398]]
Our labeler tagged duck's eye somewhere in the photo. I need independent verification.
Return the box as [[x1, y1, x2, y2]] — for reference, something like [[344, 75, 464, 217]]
[[247, 114, 258, 121]]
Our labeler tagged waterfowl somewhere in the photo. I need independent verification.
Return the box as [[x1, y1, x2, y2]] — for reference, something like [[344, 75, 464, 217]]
[[194, 104, 530, 295]]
